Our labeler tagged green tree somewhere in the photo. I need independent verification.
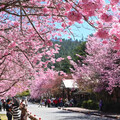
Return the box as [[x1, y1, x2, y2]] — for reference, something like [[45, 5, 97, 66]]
[[55, 58, 72, 73], [53, 39, 87, 73], [73, 41, 87, 63], [17, 90, 30, 97]]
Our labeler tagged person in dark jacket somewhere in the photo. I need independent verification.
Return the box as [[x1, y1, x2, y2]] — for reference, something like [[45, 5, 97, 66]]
[[0, 99, 2, 111], [99, 100, 103, 111], [6, 99, 12, 120], [47, 99, 51, 107], [2, 99, 6, 111]]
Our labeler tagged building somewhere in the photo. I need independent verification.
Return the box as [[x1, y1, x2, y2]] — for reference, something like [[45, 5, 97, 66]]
[[60, 79, 78, 100]]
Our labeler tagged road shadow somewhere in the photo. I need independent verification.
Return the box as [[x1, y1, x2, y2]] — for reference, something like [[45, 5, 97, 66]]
[[53, 110, 72, 114], [52, 110, 114, 120], [57, 115, 111, 120]]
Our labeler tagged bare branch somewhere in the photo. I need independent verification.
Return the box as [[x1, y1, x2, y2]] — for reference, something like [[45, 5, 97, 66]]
[[16, 46, 34, 68], [18, 0, 45, 42], [0, 26, 15, 31], [0, 80, 18, 94], [0, 57, 6, 66], [20, 2, 23, 34], [0, 1, 19, 12], [0, 64, 7, 78]]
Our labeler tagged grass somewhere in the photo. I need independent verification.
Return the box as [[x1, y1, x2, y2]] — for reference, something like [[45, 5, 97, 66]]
[[0, 114, 7, 120]]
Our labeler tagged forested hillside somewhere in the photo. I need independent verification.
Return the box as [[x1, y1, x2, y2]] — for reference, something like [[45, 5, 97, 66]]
[[53, 39, 86, 73], [53, 39, 82, 58]]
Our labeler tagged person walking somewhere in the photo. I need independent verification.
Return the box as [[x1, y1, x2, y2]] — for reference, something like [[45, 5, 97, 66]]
[[44, 99, 47, 107], [59, 98, 63, 107], [38, 99, 43, 107], [99, 100, 103, 111], [6, 99, 12, 120], [12, 97, 21, 120], [47, 98, 51, 107]]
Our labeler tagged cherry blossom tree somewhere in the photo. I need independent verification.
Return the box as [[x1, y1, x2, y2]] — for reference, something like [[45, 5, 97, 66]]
[[0, 37, 64, 97], [30, 69, 57, 99], [70, 37, 120, 94], [47, 74, 72, 98], [30, 69, 68, 98], [0, 0, 65, 97], [0, 0, 120, 97]]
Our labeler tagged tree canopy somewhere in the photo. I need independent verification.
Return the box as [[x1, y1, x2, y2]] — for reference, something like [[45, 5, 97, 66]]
[[70, 37, 120, 94], [0, 0, 120, 97]]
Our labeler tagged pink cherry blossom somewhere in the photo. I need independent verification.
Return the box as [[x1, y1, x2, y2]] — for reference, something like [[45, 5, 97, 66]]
[[8, 42, 16, 49], [61, 23, 66, 28], [101, 13, 113, 22], [67, 56, 72, 60], [82, 0, 89, 3], [67, 11, 82, 22], [96, 29, 109, 39], [111, 0, 120, 5], [102, 40, 108, 44], [59, 39, 62, 42], [56, 57, 64, 62], [70, 37, 120, 94], [13, 21, 19, 27], [64, 3, 72, 11], [43, 7, 49, 13], [0, 0, 120, 97]]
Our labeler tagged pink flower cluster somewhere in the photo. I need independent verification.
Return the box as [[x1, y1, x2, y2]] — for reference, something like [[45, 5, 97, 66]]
[[56, 57, 64, 62], [78, 0, 103, 17], [43, 7, 49, 13], [71, 37, 120, 94], [64, 3, 72, 11], [114, 39, 120, 50], [96, 29, 109, 39], [101, 13, 113, 22], [67, 56, 72, 60], [8, 41, 16, 49], [111, 0, 120, 5], [67, 11, 82, 22]]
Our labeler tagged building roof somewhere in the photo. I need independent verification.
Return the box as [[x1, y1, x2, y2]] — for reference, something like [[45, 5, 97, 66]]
[[61, 79, 78, 89]]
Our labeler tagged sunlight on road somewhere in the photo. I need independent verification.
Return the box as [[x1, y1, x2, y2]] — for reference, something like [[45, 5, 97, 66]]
[[27, 103, 115, 120]]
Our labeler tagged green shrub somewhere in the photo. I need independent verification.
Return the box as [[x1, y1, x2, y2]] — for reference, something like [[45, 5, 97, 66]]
[[87, 100, 93, 109], [76, 103, 81, 107], [76, 100, 83, 107], [82, 100, 99, 110], [82, 100, 88, 108], [17, 90, 30, 97]]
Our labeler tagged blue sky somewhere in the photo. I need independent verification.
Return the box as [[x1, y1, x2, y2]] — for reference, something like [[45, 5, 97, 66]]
[[57, 20, 96, 41], [58, 0, 110, 41], [67, 21, 95, 40]]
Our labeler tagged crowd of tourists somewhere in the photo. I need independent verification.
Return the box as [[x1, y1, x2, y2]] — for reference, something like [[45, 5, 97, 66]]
[[0, 97, 28, 120], [37, 97, 76, 108]]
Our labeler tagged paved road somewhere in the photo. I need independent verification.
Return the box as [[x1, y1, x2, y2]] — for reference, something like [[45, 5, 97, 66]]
[[27, 103, 116, 120]]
